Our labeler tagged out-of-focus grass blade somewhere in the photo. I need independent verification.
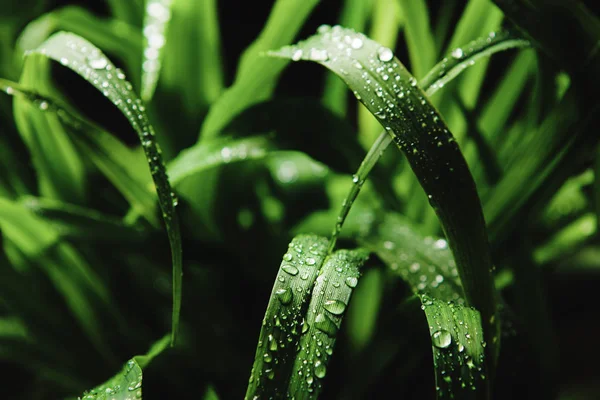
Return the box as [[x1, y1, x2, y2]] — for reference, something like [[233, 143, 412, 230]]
[[16, 6, 143, 87], [159, 0, 224, 110], [397, 0, 436, 79], [199, 0, 320, 141], [28, 32, 182, 345], [141, 0, 173, 101], [77, 334, 170, 400], [287, 248, 368, 399], [245, 235, 329, 400], [360, 212, 464, 302], [322, 0, 373, 116], [13, 56, 86, 203], [534, 213, 596, 265], [270, 27, 498, 355], [106, 0, 144, 27], [0, 78, 158, 225], [20, 195, 145, 241], [421, 295, 487, 399]]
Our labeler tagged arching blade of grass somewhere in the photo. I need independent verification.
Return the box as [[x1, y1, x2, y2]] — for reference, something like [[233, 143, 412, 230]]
[[141, 0, 173, 101], [397, 0, 436, 79], [199, 0, 320, 141], [16, 6, 143, 87], [269, 25, 498, 364], [331, 30, 530, 244], [26, 32, 182, 345], [106, 0, 143, 27], [322, 0, 373, 116], [19, 196, 146, 242], [0, 78, 158, 225], [245, 235, 329, 400], [76, 334, 169, 400]]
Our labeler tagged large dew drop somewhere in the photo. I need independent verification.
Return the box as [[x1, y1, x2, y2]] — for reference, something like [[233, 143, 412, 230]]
[[323, 299, 347, 315], [377, 47, 394, 62], [431, 329, 452, 349], [314, 313, 338, 336]]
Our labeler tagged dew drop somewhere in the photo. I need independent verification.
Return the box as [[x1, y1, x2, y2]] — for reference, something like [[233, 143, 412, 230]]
[[432, 329, 452, 349], [345, 276, 358, 288], [275, 287, 293, 305], [309, 48, 329, 62], [315, 313, 338, 336], [292, 49, 303, 61], [87, 55, 108, 70], [263, 352, 272, 363], [323, 299, 347, 315], [377, 47, 394, 62], [283, 253, 293, 262], [351, 37, 363, 49], [306, 257, 316, 266], [451, 48, 464, 59], [282, 265, 299, 276], [314, 360, 327, 378]]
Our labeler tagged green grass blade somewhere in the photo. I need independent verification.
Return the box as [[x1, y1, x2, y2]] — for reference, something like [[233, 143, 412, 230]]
[[13, 56, 86, 203], [16, 6, 143, 87], [199, 0, 320, 141], [245, 235, 329, 400], [141, 0, 173, 101], [421, 295, 487, 399], [77, 334, 170, 400], [106, 0, 143, 27], [397, 0, 436, 79], [160, 0, 224, 107], [20, 195, 145, 241], [28, 32, 182, 345], [270, 25, 498, 361], [322, 0, 373, 116], [287, 248, 369, 399]]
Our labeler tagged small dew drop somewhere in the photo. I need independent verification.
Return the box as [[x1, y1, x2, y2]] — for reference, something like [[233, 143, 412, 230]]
[[306, 257, 316, 266], [351, 37, 363, 49], [275, 287, 293, 305], [451, 48, 464, 59], [309, 48, 329, 62], [314, 361, 327, 379], [87, 56, 108, 70], [282, 265, 299, 276], [292, 49, 303, 61]]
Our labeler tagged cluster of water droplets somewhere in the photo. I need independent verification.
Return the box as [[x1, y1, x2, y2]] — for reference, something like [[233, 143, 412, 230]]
[[141, 0, 173, 100], [78, 359, 142, 400], [38, 33, 179, 218], [421, 295, 487, 394]]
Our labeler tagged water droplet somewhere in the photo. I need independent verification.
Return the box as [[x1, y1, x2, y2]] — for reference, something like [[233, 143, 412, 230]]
[[263, 352, 272, 363], [432, 329, 452, 349], [306, 257, 316, 266], [38, 101, 49, 111], [87, 55, 108, 70], [352, 174, 360, 183], [315, 313, 338, 336], [314, 360, 327, 378], [265, 368, 275, 380], [292, 49, 303, 61], [383, 241, 394, 250], [409, 263, 420, 273], [377, 47, 394, 62], [275, 287, 293, 305], [434, 239, 447, 249], [451, 48, 464, 59], [317, 24, 331, 34], [351, 37, 363, 49], [458, 343, 465, 353], [323, 299, 346, 315], [282, 265, 299, 276], [283, 253, 293, 262], [309, 48, 329, 62], [345, 276, 358, 288]]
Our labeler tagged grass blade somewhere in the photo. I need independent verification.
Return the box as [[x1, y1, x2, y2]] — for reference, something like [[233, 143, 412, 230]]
[[245, 235, 329, 400], [141, 0, 173, 101], [397, 0, 437, 79], [287, 248, 368, 399], [199, 0, 320, 141], [27, 32, 182, 345], [77, 334, 170, 400], [270, 25, 498, 362]]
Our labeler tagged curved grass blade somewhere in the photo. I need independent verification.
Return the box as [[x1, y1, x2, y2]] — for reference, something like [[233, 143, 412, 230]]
[[287, 248, 368, 399], [27, 32, 182, 345], [19, 195, 146, 241], [269, 26, 498, 354], [141, 0, 173, 101], [329, 29, 530, 247], [106, 0, 144, 27], [421, 295, 488, 399], [0, 78, 158, 225], [199, 0, 320, 141], [78, 334, 169, 400], [245, 235, 329, 400]]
